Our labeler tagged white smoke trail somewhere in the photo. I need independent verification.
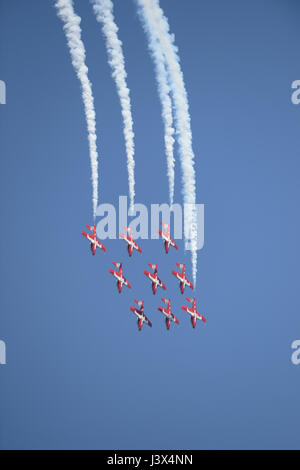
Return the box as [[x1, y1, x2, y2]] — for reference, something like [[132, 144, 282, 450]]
[[91, 0, 135, 212], [55, 0, 99, 219], [136, 0, 198, 285], [136, 6, 175, 205]]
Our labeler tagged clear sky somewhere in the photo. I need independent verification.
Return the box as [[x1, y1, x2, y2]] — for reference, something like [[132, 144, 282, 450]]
[[0, 0, 299, 449]]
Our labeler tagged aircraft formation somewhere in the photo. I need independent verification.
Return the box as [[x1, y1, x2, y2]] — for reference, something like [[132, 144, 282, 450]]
[[82, 222, 206, 331]]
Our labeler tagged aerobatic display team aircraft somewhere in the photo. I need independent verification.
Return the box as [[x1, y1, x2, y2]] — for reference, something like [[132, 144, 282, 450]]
[[157, 222, 178, 253], [144, 263, 166, 294], [130, 299, 152, 331], [119, 226, 142, 257], [181, 297, 206, 328], [82, 224, 106, 255], [109, 262, 131, 293], [81, 220, 206, 332], [157, 297, 179, 330], [172, 263, 194, 294]]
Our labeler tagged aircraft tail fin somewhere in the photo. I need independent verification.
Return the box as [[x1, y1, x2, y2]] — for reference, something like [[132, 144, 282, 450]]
[[148, 263, 157, 272]]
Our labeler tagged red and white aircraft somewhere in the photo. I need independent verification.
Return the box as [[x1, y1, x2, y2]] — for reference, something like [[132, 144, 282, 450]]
[[130, 299, 152, 331], [172, 263, 194, 294], [181, 297, 206, 329], [157, 297, 179, 330], [144, 263, 166, 295], [157, 222, 178, 253], [82, 224, 106, 255], [109, 262, 131, 293], [119, 226, 142, 257]]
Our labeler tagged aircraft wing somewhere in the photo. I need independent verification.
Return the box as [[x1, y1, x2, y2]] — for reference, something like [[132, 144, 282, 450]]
[[82, 231, 90, 240], [119, 232, 129, 242], [158, 278, 166, 290], [95, 238, 106, 252], [157, 229, 168, 241], [123, 278, 131, 288], [130, 306, 137, 316], [172, 270, 182, 280], [158, 307, 169, 317], [169, 237, 178, 249], [133, 240, 142, 253], [143, 314, 152, 327], [196, 311, 206, 323], [171, 313, 179, 324], [185, 278, 194, 289]]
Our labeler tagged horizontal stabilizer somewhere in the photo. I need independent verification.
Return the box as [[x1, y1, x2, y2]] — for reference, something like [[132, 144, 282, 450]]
[[134, 298, 144, 308], [176, 262, 184, 269], [148, 262, 157, 271]]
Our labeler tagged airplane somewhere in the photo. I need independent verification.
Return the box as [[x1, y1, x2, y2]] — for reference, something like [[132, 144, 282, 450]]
[[119, 226, 142, 257], [144, 263, 167, 295], [129, 299, 152, 331], [172, 263, 194, 294], [181, 297, 206, 329], [82, 224, 106, 255], [157, 222, 178, 253], [157, 297, 179, 330], [109, 262, 131, 293]]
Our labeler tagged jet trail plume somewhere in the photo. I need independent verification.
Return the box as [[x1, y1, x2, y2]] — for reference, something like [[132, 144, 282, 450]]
[[92, 0, 135, 212], [136, 0, 198, 285], [55, 0, 99, 219], [136, 6, 175, 205]]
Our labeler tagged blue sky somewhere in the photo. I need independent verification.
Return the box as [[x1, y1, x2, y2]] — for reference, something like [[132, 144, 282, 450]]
[[0, 0, 299, 449]]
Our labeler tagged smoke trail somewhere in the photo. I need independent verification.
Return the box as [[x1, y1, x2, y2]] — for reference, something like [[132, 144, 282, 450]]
[[55, 0, 99, 219], [136, 7, 175, 205], [91, 0, 135, 212], [136, 0, 198, 285]]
